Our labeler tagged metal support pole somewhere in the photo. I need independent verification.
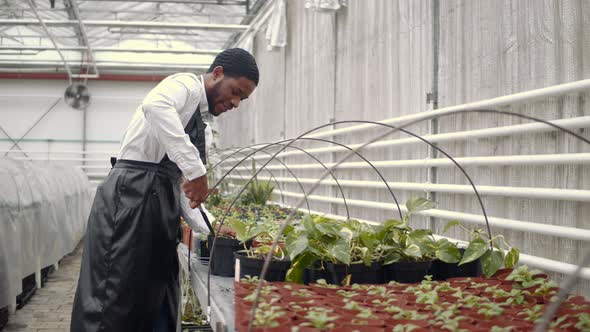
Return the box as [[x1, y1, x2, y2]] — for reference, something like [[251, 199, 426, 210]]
[[25, 0, 73, 84], [427, 0, 440, 231], [82, 106, 88, 170], [67, 0, 100, 79]]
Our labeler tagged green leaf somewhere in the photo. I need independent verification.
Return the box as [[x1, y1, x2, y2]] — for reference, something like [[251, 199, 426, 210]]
[[404, 244, 422, 258], [343, 219, 362, 231], [359, 247, 372, 266], [245, 224, 267, 241], [459, 238, 488, 266], [481, 250, 504, 277], [408, 229, 436, 257], [442, 220, 461, 234], [315, 222, 342, 237], [360, 231, 378, 252], [286, 252, 316, 284], [504, 247, 520, 268], [225, 218, 247, 242], [328, 237, 350, 265], [435, 243, 461, 263], [302, 215, 317, 233], [383, 252, 401, 265], [382, 219, 404, 230], [282, 224, 295, 237], [285, 231, 309, 260], [406, 197, 435, 215]]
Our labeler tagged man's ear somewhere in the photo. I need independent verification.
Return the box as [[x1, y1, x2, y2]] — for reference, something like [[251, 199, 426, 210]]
[[212, 66, 224, 81]]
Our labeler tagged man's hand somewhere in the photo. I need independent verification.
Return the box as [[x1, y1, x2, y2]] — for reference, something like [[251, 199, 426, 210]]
[[182, 175, 208, 208]]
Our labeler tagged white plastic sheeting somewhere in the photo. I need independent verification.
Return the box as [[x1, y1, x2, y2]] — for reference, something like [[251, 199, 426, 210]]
[[265, 0, 287, 51], [304, 0, 347, 12], [0, 159, 91, 308]]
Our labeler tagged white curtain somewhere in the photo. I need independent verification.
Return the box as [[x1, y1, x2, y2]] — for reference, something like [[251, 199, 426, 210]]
[[304, 0, 346, 12], [265, 0, 287, 50]]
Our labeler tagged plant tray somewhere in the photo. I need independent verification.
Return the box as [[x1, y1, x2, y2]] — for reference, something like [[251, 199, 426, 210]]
[[234, 268, 590, 331]]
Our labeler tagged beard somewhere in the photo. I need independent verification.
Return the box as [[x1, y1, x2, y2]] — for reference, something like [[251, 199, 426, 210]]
[[206, 83, 222, 117]]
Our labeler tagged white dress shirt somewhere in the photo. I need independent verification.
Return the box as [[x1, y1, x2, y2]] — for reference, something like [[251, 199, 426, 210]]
[[118, 73, 209, 181]]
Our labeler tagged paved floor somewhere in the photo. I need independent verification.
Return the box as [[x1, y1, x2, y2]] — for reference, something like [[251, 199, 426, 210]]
[[2, 243, 83, 332]]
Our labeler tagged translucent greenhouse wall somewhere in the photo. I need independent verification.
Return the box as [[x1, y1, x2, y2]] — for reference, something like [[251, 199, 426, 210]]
[[216, 0, 590, 295], [0, 159, 91, 308]]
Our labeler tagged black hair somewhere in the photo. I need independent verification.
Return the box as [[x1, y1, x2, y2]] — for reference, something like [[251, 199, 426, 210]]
[[207, 48, 259, 85]]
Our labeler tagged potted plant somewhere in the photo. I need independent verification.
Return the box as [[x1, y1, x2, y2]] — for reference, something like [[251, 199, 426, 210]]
[[429, 220, 483, 280], [286, 215, 385, 285], [442, 219, 520, 278], [324, 219, 385, 285], [208, 216, 257, 277], [285, 215, 349, 284], [233, 220, 293, 282], [380, 198, 440, 283]]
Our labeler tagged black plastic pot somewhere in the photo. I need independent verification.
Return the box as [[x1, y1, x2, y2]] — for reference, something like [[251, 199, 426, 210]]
[[326, 262, 384, 285], [181, 323, 213, 332], [430, 249, 482, 280], [16, 273, 37, 308], [195, 236, 210, 261], [233, 251, 291, 282], [41, 265, 54, 287], [0, 306, 8, 330], [302, 261, 329, 285], [207, 235, 248, 277], [383, 260, 433, 283]]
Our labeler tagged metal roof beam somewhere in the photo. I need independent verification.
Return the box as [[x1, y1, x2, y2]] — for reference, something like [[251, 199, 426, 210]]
[[25, 0, 73, 83], [0, 19, 249, 30], [64, 0, 99, 78], [3, 7, 252, 18], [1, 34, 227, 44], [0, 45, 222, 54], [78, 0, 247, 5], [0, 60, 211, 70]]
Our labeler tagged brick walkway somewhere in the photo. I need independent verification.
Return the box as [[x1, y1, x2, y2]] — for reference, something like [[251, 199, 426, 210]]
[[3, 242, 83, 332]]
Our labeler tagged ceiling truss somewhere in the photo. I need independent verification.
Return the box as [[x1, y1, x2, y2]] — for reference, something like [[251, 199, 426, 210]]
[[0, 0, 266, 78]]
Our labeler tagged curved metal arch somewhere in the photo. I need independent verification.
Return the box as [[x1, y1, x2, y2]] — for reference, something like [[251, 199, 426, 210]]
[[210, 145, 311, 214], [208, 148, 287, 207], [246, 109, 590, 331], [210, 141, 353, 219]]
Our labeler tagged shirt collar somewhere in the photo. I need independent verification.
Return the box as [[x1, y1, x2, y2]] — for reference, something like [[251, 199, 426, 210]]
[[198, 75, 209, 115]]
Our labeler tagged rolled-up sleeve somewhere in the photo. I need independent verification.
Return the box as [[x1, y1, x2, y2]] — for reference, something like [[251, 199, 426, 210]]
[[141, 75, 207, 180]]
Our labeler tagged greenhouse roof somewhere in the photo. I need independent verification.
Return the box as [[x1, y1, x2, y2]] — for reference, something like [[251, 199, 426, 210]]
[[0, 0, 267, 77]]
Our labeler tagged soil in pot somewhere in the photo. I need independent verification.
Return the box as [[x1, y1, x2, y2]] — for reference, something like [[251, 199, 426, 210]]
[[382, 260, 433, 283], [326, 262, 383, 285], [234, 251, 291, 282]]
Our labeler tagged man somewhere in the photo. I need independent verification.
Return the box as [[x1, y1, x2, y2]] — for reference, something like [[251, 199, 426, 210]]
[[71, 48, 259, 332]]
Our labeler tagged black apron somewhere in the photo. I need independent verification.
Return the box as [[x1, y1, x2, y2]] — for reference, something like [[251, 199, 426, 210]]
[[71, 107, 207, 332]]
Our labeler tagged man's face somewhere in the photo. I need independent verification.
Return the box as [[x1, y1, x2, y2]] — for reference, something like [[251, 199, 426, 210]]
[[206, 67, 257, 117]]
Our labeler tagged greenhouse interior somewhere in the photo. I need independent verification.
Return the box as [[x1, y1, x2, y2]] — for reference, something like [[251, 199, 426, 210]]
[[1, 0, 590, 331]]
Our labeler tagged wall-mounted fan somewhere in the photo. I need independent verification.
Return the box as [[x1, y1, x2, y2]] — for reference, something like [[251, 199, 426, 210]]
[[64, 83, 91, 110]]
